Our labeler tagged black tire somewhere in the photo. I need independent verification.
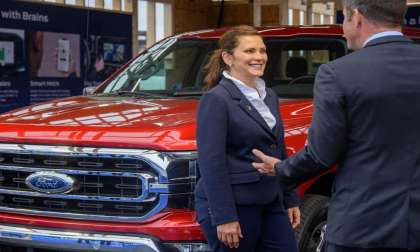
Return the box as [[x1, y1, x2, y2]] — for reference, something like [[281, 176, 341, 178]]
[[295, 194, 329, 252]]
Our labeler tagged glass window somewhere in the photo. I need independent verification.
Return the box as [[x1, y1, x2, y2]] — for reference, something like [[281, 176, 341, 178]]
[[138, 1, 148, 31], [288, 9, 293, 25], [300, 11, 305, 25], [264, 37, 346, 98], [155, 3, 165, 41], [138, 0, 148, 51], [96, 37, 346, 99], [104, 0, 113, 10], [100, 38, 216, 95], [85, 0, 95, 7], [121, 0, 126, 11]]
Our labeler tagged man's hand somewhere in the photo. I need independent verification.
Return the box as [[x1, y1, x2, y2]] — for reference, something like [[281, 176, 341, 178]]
[[287, 207, 301, 229], [252, 149, 281, 176], [217, 221, 243, 248]]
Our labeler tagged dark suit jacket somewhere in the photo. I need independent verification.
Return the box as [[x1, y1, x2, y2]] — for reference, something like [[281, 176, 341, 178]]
[[275, 36, 420, 248], [195, 76, 299, 226]]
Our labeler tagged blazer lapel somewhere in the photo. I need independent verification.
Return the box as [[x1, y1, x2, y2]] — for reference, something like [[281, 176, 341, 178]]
[[265, 90, 281, 138], [219, 77, 277, 140]]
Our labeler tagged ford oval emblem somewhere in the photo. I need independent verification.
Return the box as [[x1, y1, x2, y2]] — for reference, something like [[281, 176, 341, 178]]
[[25, 171, 75, 194]]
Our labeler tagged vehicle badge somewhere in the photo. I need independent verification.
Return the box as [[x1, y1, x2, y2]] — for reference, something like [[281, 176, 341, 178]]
[[25, 171, 75, 194]]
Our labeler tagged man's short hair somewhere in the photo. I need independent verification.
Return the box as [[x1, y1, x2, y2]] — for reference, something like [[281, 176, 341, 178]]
[[342, 0, 407, 27]]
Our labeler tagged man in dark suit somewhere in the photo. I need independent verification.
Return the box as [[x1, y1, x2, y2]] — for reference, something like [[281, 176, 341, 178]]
[[252, 0, 420, 251]]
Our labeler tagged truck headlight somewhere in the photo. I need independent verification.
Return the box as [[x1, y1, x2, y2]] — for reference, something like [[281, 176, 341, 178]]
[[164, 151, 199, 209]]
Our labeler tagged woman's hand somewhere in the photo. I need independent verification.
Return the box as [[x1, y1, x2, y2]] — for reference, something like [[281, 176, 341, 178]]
[[287, 207, 301, 229], [217, 221, 243, 248]]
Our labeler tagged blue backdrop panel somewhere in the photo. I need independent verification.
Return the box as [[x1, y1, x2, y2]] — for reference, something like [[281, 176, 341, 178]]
[[0, 0, 132, 113]]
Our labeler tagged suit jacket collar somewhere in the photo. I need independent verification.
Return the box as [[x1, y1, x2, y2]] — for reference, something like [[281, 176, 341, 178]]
[[364, 35, 413, 48], [218, 77, 278, 140]]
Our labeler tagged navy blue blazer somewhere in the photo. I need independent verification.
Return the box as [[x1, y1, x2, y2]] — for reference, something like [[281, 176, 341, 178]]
[[195, 76, 299, 226], [275, 36, 420, 248]]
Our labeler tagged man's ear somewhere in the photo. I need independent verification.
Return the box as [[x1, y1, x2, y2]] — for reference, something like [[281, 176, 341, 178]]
[[221, 51, 233, 68], [353, 9, 364, 28]]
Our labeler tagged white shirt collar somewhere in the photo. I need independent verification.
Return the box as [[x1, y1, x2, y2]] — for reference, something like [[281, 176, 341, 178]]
[[222, 71, 276, 130], [222, 71, 267, 100], [362, 31, 403, 47]]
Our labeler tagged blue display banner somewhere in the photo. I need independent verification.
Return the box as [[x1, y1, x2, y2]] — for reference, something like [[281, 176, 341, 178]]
[[0, 0, 132, 113]]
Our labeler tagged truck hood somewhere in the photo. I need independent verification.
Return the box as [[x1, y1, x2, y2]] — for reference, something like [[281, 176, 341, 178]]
[[0, 96, 312, 151], [0, 96, 199, 150]]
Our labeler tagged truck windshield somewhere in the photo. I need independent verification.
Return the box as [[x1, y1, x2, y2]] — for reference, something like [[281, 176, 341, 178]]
[[97, 36, 346, 98]]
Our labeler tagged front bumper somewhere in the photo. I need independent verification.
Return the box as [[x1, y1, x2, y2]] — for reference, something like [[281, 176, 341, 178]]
[[0, 223, 164, 252]]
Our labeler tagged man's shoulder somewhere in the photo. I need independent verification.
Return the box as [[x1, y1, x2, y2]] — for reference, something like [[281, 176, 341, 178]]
[[324, 51, 362, 71], [328, 38, 420, 69], [326, 44, 388, 70]]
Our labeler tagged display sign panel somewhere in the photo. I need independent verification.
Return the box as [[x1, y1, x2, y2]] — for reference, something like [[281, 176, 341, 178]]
[[0, 0, 132, 113]]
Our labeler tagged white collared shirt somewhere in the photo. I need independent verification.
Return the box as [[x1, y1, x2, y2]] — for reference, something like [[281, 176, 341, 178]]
[[362, 31, 403, 47], [223, 71, 276, 129]]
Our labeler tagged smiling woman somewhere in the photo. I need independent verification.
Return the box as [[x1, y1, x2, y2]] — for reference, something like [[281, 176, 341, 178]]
[[220, 35, 267, 88], [203, 25, 267, 90], [195, 25, 300, 252]]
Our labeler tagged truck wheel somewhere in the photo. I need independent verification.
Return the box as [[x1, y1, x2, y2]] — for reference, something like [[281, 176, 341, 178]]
[[295, 194, 329, 252]]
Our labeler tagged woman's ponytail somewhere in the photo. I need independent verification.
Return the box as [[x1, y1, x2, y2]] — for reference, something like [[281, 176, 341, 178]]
[[203, 49, 225, 90]]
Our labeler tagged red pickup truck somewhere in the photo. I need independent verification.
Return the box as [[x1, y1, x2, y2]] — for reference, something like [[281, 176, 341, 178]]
[[0, 25, 418, 252]]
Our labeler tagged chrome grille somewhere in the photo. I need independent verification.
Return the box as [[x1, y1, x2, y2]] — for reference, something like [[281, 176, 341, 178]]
[[1, 194, 158, 216], [0, 169, 143, 197], [0, 152, 152, 172], [0, 144, 178, 222]]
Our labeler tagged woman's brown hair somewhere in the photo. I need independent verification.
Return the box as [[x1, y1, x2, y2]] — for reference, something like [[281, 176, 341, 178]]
[[203, 25, 261, 90]]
